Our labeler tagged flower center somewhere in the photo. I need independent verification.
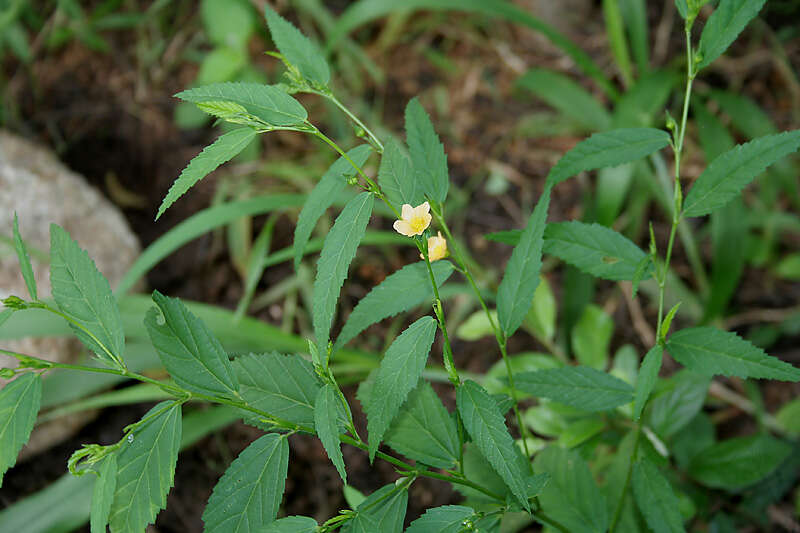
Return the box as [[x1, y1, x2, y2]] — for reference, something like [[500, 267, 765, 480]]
[[410, 216, 428, 234]]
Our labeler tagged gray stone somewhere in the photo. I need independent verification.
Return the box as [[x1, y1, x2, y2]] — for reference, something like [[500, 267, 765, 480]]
[[0, 129, 141, 458]]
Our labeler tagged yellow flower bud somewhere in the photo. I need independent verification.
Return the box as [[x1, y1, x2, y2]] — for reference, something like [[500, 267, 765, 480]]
[[422, 231, 448, 262]]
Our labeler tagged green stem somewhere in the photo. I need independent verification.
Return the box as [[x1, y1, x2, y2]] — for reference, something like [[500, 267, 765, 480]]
[[499, 339, 532, 462], [323, 92, 385, 153], [432, 209, 533, 460], [657, 27, 694, 340], [433, 211, 495, 328], [339, 434, 503, 501], [40, 303, 126, 370], [309, 125, 401, 219], [615, 20, 694, 533], [536, 513, 571, 533], [420, 239, 460, 386], [6, 348, 509, 506]]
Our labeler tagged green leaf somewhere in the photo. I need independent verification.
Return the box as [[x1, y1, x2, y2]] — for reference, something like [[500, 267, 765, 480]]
[[377, 139, 424, 206], [632, 459, 686, 533], [118, 193, 306, 295], [523, 276, 557, 343], [683, 130, 800, 217], [405, 97, 449, 204], [710, 90, 777, 139], [633, 345, 662, 420], [546, 128, 670, 188], [484, 229, 521, 245], [706, 198, 747, 319], [775, 253, 800, 280], [202, 433, 289, 532], [666, 327, 800, 381], [660, 304, 681, 344], [144, 291, 239, 397], [697, 0, 767, 69], [689, 433, 792, 490], [456, 309, 497, 341], [571, 304, 614, 369], [90, 454, 117, 533], [359, 379, 459, 469], [343, 483, 408, 533], [261, 516, 318, 533], [12, 214, 37, 300], [314, 384, 347, 482], [455, 443, 514, 503], [672, 413, 715, 469], [0, 405, 238, 532], [558, 418, 605, 449], [156, 128, 257, 219], [0, 373, 42, 485], [543, 221, 651, 280], [596, 163, 635, 225], [313, 192, 374, 356], [50, 224, 124, 368], [603, 430, 645, 533], [647, 370, 709, 438], [776, 398, 800, 436], [0, 309, 13, 328], [456, 380, 530, 511], [485, 353, 562, 396], [366, 317, 437, 461], [294, 145, 372, 268], [613, 71, 676, 129], [630, 255, 651, 298], [516, 69, 611, 131], [514, 366, 633, 412], [405, 505, 475, 533], [533, 446, 608, 533], [109, 401, 182, 532], [234, 352, 320, 428], [336, 260, 454, 349], [264, 6, 330, 86], [674, 0, 688, 19], [603, 0, 633, 86], [176, 82, 307, 126], [621, 0, 649, 74], [695, 97, 736, 161], [497, 189, 550, 338], [344, 485, 366, 509], [201, 0, 254, 50]]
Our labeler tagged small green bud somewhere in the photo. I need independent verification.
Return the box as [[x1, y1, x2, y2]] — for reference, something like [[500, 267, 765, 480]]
[[355, 126, 366, 138], [346, 174, 359, 186], [649, 222, 658, 257], [2, 295, 27, 310], [665, 114, 677, 132], [0, 368, 16, 379]]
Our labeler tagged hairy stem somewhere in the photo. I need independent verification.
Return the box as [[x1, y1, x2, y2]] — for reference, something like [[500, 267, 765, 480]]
[[613, 22, 696, 533], [420, 239, 460, 386], [432, 209, 533, 460], [323, 92, 385, 153]]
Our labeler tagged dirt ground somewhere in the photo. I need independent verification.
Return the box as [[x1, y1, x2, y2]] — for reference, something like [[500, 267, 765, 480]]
[[1, 1, 799, 531]]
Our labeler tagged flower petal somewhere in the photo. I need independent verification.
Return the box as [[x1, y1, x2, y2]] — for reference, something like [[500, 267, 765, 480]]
[[393, 219, 413, 236], [401, 204, 414, 220]]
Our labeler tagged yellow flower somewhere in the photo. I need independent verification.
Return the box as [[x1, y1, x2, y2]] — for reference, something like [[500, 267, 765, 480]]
[[423, 231, 448, 262], [393, 202, 432, 237]]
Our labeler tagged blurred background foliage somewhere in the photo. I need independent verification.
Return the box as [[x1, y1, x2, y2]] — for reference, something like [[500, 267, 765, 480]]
[[1, 0, 799, 531]]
